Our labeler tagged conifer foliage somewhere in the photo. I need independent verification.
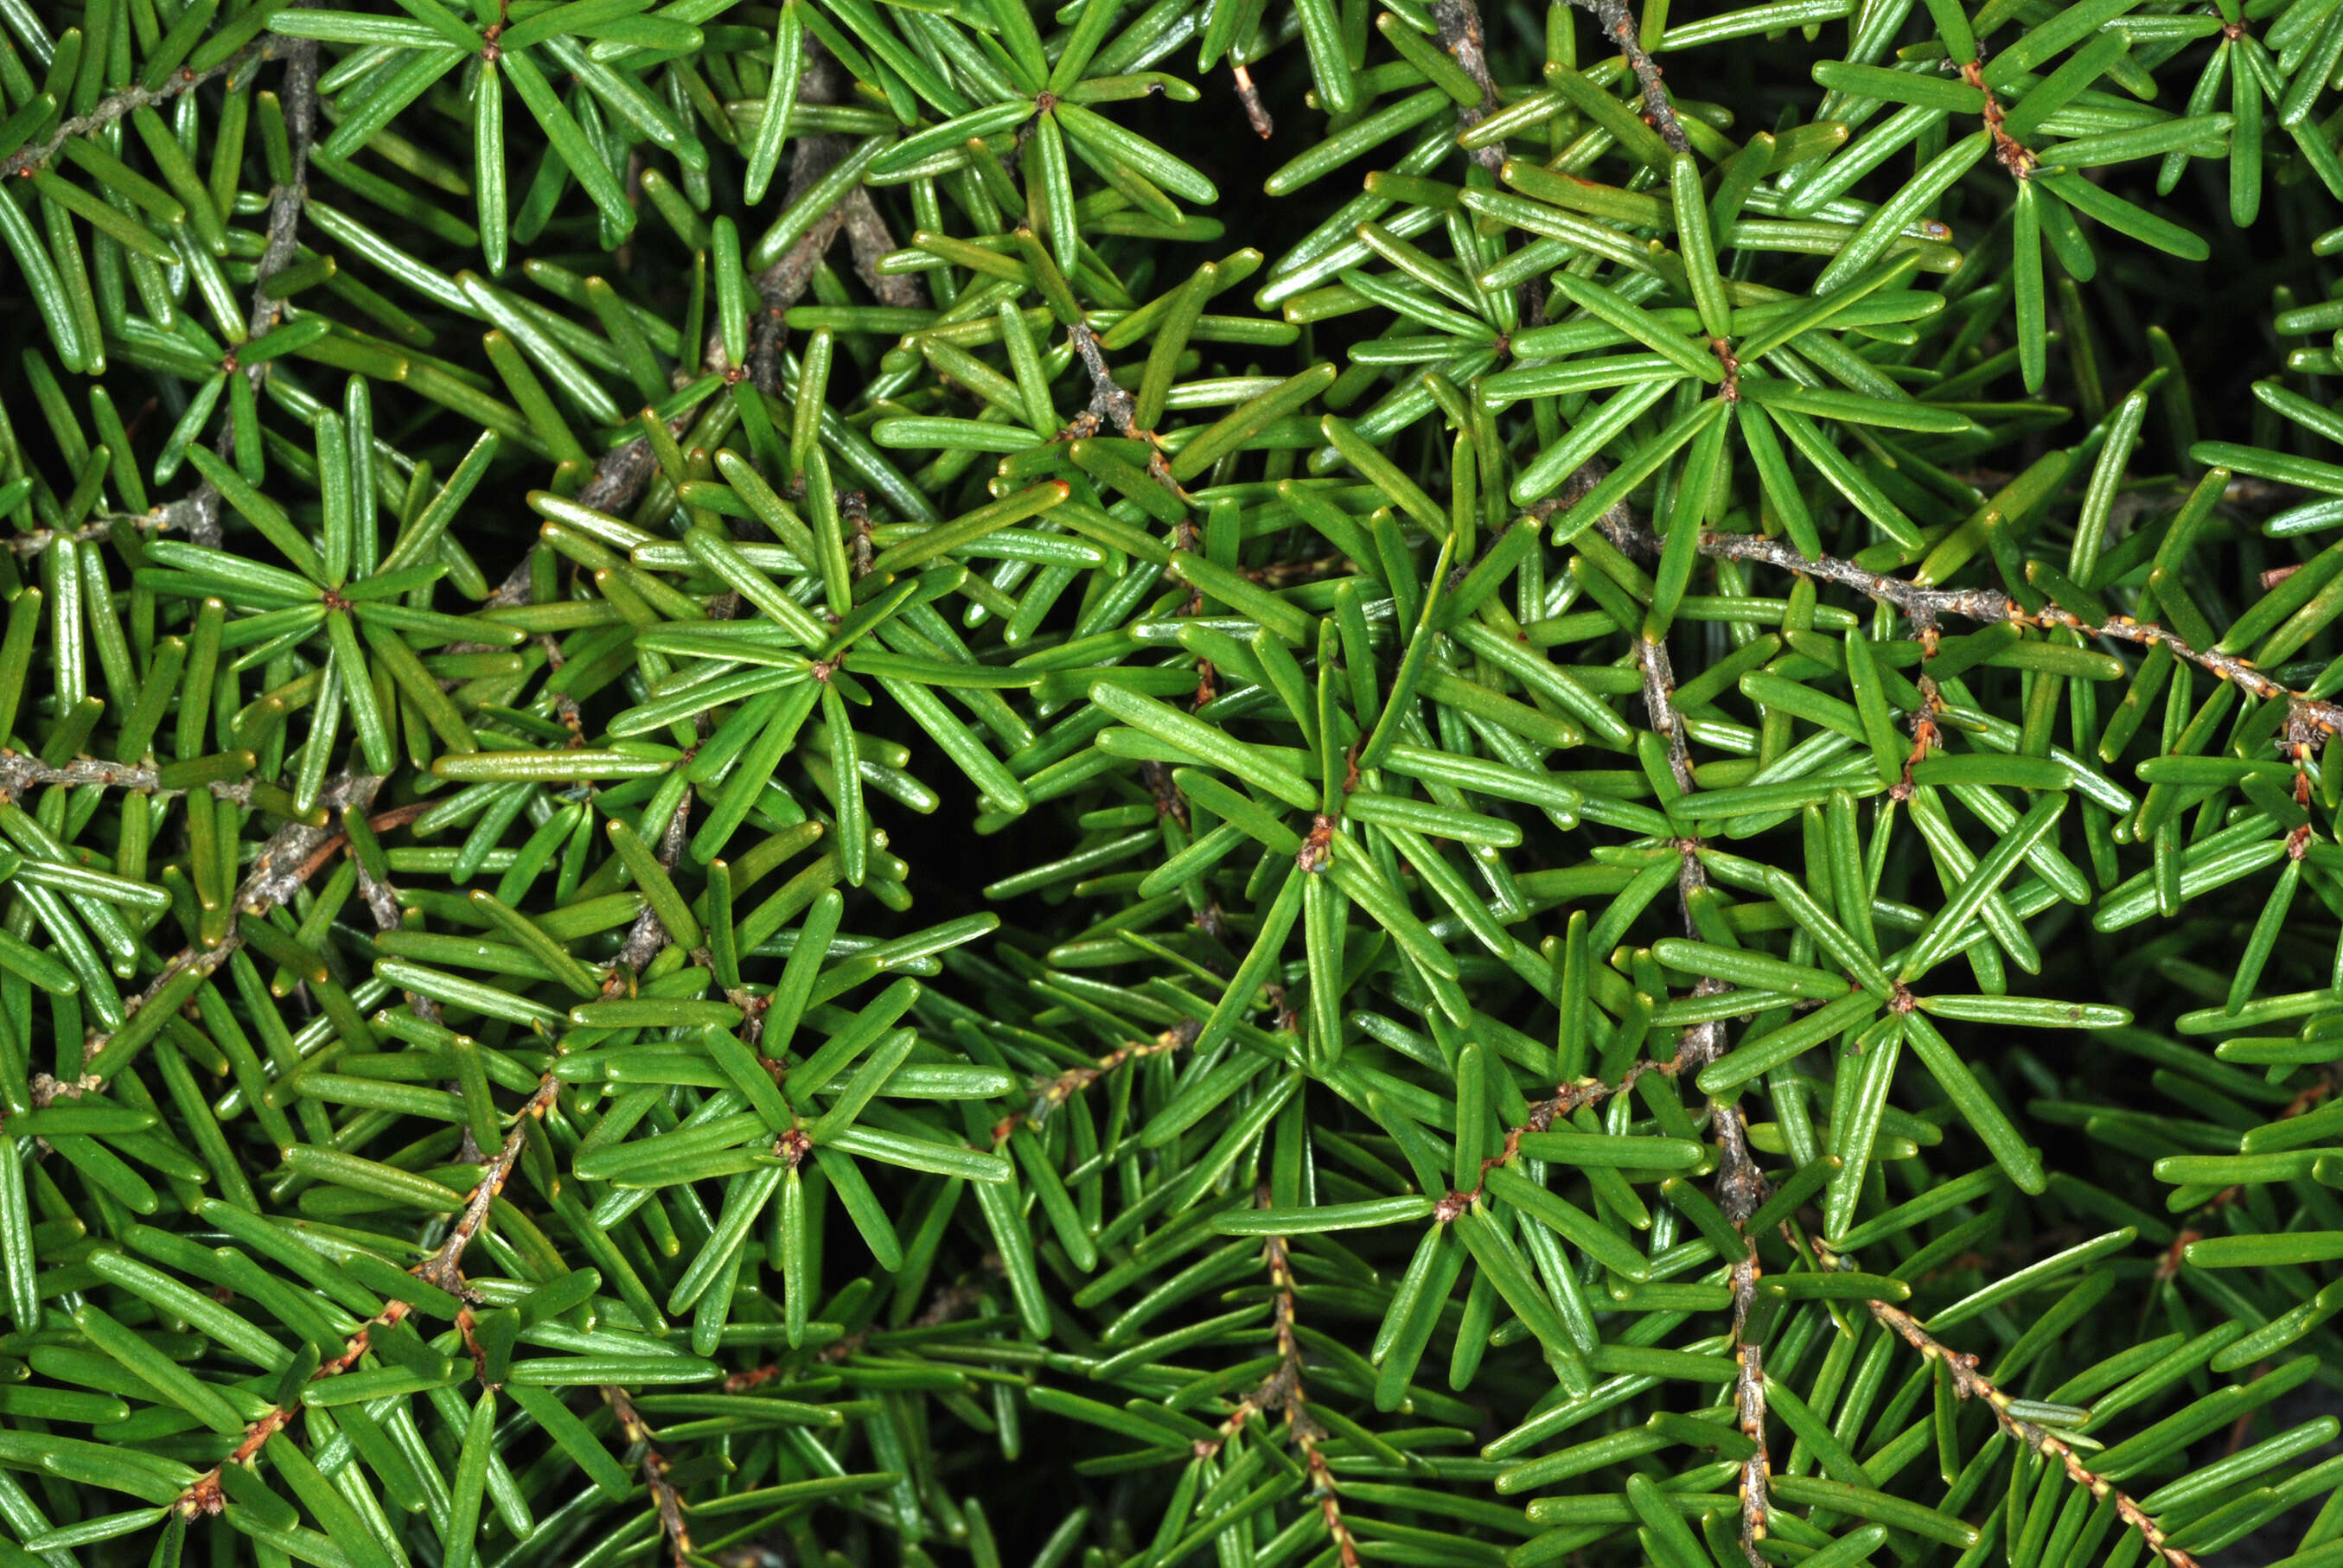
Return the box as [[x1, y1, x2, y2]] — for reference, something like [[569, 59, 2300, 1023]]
[[3, 0, 2343, 1558]]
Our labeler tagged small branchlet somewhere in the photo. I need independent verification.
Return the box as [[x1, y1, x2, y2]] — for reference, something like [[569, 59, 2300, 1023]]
[[1195, 1199, 1362, 1568], [994, 1017, 1201, 1140], [1837, 1267, 2200, 1568], [606, 1385, 693, 1568], [1433, 0, 1507, 171], [1606, 523, 2343, 742], [1571, 0, 1690, 150], [0, 45, 264, 182]]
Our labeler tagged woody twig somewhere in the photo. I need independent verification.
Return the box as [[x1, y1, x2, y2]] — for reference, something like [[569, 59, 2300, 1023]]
[[1820, 1244, 2199, 1568], [1194, 1198, 1361, 1568], [177, 1069, 564, 1519], [992, 1018, 1201, 1143]]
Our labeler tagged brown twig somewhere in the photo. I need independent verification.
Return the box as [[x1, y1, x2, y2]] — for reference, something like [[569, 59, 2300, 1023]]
[[991, 1018, 1200, 1143], [471, 396, 704, 617], [738, 41, 928, 386], [1064, 316, 1194, 510], [1144, 761, 1189, 828], [1561, 456, 1644, 546], [1637, 628, 1771, 1565], [838, 186, 929, 313], [239, 775, 390, 912], [178, 1294, 417, 1516], [241, 39, 319, 353], [1631, 632, 1734, 1077], [3, 512, 178, 554], [417, 1073, 563, 1291], [1535, 477, 1783, 1552], [0, 751, 254, 804], [196, 38, 321, 545], [1823, 1253, 2199, 1568], [844, 489, 875, 578], [1963, 59, 2036, 178], [56, 777, 397, 1095], [1715, 1102, 1773, 1568], [575, 425, 672, 519], [1433, 0, 1507, 173], [1572, 0, 1689, 152], [0, 47, 261, 181], [177, 1068, 562, 1519], [606, 1387, 693, 1567], [11, 39, 310, 550], [748, 202, 847, 390], [1232, 62, 1274, 137], [1194, 1199, 1360, 1568], [1599, 523, 2343, 740], [1596, 496, 2318, 1568], [1434, 1068, 1663, 1222], [157, 486, 225, 551], [1069, 319, 1140, 439], [357, 833, 442, 1027], [351, 832, 405, 934], [744, 39, 847, 385], [616, 793, 693, 974]]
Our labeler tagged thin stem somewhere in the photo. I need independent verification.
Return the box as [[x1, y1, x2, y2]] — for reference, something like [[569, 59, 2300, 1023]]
[[1433, 0, 1507, 172], [1570, 0, 1689, 152], [1716, 1102, 1773, 1568], [176, 1068, 561, 1518], [1601, 518, 2343, 741], [1069, 316, 1140, 439], [1063, 314, 1194, 511], [0, 752, 254, 801], [1232, 62, 1274, 137], [1964, 59, 2037, 178], [352, 824, 443, 1026], [1433, 1062, 1671, 1223], [241, 779, 405, 919], [242, 39, 319, 350], [605, 1386, 693, 1568], [417, 1074, 563, 1291], [478, 405, 702, 614], [1638, 628, 1772, 1568], [155, 486, 224, 552], [616, 793, 693, 974], [991, 1017, 1200, 1143], [4, 512, 179, 554], [184, 39, 323, 547], [578, 433, 673, 527], [839, 185, 928, 311], [748, 201, 848, 388], [740, 42, 924, 386], [48, 776, 397, 1102], [1596, 499, 2284, 1567], [176, 1294, 418, 1516], [1823, 1255, 2200, 1568], [1196, 1198, 1361, 1568], [0, 47, 262, 182]]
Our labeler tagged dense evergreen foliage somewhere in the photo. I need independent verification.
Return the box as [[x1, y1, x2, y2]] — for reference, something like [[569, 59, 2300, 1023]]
[[5, 0, 2343, 1562]]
